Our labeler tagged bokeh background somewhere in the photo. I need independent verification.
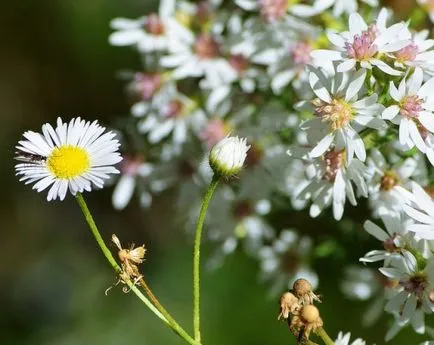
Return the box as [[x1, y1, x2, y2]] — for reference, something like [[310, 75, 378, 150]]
[[0, 0, 428, 344]]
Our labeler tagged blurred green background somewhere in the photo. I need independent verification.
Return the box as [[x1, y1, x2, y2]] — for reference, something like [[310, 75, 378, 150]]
[[0, 0, 427, 344]]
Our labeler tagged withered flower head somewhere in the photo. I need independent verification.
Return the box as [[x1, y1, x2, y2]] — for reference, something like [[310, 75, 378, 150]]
[[112, 234, 146, 279], [292, 278, 321, 305], [278, 292, 300, 320], [289, 305, 323, 340]]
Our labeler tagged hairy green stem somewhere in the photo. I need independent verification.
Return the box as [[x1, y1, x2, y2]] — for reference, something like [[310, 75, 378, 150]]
[[193, 176, 220, 343], [317, 327, 334, 345], [139, 277, 196, 345], [75, 193, 194, 344]]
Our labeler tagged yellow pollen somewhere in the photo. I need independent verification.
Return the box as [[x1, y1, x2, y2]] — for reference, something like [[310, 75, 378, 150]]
[[47, 145, 90, 179], [313, 98, 354, 131]]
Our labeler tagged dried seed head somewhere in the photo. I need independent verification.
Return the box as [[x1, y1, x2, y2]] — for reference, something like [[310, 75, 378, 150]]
[[278, 292, 300, 320], [111, 234, 146, 280], [293, 278, 322, 305]]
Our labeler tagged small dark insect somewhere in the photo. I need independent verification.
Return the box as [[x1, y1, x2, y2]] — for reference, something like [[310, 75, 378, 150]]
[[14, 152, 46, 164]]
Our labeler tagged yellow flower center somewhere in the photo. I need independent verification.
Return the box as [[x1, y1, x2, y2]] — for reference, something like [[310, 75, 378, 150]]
[[47, 145, 90, 179], [313, 98, 354, 131]]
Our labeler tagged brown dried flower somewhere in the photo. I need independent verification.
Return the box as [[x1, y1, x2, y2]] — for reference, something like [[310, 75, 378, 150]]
[[278, 292, 300, 320], [290, 305, 323, 340], [112, 234, 146, 280]]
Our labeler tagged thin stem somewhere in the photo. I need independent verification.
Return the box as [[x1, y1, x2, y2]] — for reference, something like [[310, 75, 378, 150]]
[[75, 193, 194, 344], [316, 327, 334, 345], [139, 277, 196, 345], [193, 176, 220, 343]]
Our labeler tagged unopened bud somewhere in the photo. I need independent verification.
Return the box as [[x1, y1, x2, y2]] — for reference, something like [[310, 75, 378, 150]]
[[209, 136, 250, 178]]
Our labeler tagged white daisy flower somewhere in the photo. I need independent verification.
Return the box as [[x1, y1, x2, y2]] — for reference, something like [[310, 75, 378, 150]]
[[112, 156, 154, 210], [303, 65, 385, 163], [258, 229, 317, 296], [288, 147, 370, 220], [334, 332, 366, 345], [360, 214, 411, 265], [109, 0, 194, 52], [381, 253, 434, 339], [15, 117, 122, 201], [366, 149, 417, 216], [311, 9, 410, 75], [382, 67, 434, 154], [404, 182, 434, 240]]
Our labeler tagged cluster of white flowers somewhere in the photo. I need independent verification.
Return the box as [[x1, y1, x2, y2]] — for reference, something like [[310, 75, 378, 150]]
[[108, 0, 434, 342]]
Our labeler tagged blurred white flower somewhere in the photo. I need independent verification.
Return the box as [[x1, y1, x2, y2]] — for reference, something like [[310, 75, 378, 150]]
[[109, 0, 193, 52]]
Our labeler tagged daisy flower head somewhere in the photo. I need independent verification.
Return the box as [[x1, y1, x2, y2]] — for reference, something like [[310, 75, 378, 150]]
[[304, 65, 385, 163], [382, 67, 434, 154], [404, 182, 434, 240], [15, 117, 122, 201], [311, 9, 410, 75]]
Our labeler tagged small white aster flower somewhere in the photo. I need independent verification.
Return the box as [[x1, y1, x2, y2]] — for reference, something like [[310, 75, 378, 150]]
[[391, 29, 434, 72], [160, 32, 238, 88], [366, 149, 417, 216], [381, 253, 434, 339], [209, 136, 250, 177], [382, 67, 434, 154], [288, 146, 370, 220], [334, 332, 366, 345], [304, 65, 385, 163], [360, 214, 412, 265], [15, 117, 122, 201], [311, 9, 410, 75], [404, 182, 434, 240], [109, 0, 193, 53]]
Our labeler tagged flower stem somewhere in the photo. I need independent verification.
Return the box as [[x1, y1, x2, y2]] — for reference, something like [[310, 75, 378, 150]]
[[75, 193, 194, 344], [193, 176, 220, 343], [139, 277, 196, 345], [316, 327, 334, 345]]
